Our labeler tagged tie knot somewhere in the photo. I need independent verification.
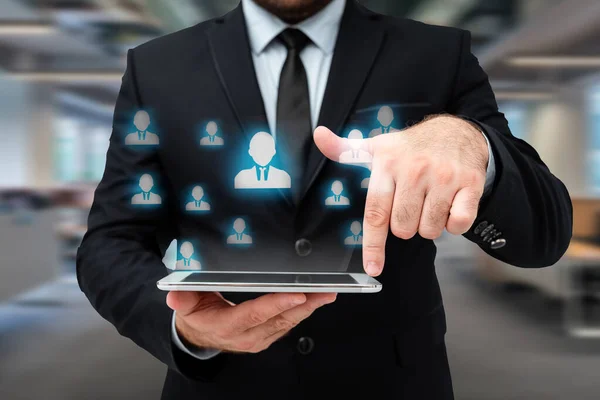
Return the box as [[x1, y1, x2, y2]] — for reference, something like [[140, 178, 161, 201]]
[[278, 28, 311, 51]]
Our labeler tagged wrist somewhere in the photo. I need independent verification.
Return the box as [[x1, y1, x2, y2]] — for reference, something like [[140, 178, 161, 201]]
[[423, 114, 489, 170], [458, 117, 488, 149], [460, 119, 490, 170], [175, 313, 203, 349]]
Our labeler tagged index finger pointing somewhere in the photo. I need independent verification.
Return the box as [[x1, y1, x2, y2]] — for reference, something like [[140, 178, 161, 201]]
[[362, 163, 395, 276], [226, 293, 307, 332]]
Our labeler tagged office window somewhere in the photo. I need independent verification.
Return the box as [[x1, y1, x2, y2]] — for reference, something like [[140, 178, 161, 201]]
[[54, 118, 84, 183], [53, 117, 110, 184], [84, 126, 111, 182], [588, 84, 600, 195]]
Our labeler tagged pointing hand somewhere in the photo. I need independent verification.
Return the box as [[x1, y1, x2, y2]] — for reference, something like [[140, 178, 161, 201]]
[[313, 115, 489, 277]]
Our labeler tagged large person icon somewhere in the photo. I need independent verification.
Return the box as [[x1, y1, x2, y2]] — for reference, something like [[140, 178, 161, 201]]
[[234, 131, 291, 189]]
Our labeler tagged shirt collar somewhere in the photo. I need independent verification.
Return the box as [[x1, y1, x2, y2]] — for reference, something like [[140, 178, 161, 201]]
[[242, 0, 346, 55]]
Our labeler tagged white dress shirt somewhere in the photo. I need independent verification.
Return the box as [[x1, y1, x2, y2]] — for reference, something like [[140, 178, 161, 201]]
[[172, 0, 495, 360]]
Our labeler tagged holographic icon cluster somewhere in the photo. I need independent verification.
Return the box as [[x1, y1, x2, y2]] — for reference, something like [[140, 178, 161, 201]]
[[126, 105, 397, 266]]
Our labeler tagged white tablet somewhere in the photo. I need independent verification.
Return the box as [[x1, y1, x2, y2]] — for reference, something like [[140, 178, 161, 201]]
[[157, 271, 382, 293]]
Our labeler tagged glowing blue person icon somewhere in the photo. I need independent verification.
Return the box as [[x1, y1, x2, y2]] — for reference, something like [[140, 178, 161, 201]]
[[200, 121, 224, 147], [234, 131, 291, 189], [185, 185, 211, 212], [369, 106, 399, 138], [344, 221, 363, 246], [338, 129, 372, 166], [131, 174, 162, 205], [125, 110, 159, 145], [175, 241, 201, 270], [325, 180, 350, 206], [226, 218, 253, 245]]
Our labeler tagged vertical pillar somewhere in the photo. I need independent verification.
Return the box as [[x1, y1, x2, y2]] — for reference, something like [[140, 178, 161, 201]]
[[0, 73, 30, 187]]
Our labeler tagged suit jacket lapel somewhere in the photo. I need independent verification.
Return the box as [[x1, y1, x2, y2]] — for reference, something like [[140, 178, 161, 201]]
[[299, 1, 386, 203], [207, 4, 294, 208]]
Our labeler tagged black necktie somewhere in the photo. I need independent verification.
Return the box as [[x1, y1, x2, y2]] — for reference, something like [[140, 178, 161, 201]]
[[276, 28, 312, 204]]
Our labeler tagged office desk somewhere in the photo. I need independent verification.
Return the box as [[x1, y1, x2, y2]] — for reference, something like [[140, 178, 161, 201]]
[[565, 240, 600, 261], [562, 240, 600, 338], [0, 210, 61, 302]]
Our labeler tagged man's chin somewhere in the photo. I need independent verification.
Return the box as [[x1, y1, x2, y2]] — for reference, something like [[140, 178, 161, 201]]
[[251, 0, 334, 24]]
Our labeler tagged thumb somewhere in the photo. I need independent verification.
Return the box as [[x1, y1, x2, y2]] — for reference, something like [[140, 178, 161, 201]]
[[166, 291, 224, 316], [313, 126, 373, 168]]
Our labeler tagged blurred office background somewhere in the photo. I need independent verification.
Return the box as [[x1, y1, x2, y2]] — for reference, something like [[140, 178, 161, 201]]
[[1, 0, 600, 398]]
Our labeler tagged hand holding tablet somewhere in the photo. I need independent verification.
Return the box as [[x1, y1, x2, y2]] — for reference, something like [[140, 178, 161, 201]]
[[167, 290, 336, 354]]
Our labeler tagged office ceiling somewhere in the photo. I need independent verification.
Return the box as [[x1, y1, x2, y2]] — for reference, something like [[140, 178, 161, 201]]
[[0, 0, 515, 71], [1, 0, 598, 116]]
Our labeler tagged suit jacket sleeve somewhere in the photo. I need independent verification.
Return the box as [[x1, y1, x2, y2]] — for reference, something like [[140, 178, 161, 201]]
[[76, 49, 226, 381], [448, 30, 573, 268]]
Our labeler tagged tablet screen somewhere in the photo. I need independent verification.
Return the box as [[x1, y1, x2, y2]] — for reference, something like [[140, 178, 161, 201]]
[[181, 272, 358, 285]]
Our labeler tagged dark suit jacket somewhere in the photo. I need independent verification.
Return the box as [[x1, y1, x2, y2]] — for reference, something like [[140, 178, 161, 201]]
[[76, 1, 573, 399]]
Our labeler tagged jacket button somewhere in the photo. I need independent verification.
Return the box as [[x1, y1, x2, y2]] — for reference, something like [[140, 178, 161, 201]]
[[491, 238, 506, 249], [480, 224, 495, 237], [297, 336, 314, 355], [295, 239, 312, 256], [473, 221, 488, 235], [483, 231, 495, 242]]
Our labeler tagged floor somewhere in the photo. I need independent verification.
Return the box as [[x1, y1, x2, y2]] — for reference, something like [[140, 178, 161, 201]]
[[0, 278, 165, 400], [440, 260, 600, 400], [1, 253, 600, 400]]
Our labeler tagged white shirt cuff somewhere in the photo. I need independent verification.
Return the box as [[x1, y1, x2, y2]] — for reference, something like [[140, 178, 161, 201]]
[[479, 129, 496, 195], [171, 311, 221, 360]]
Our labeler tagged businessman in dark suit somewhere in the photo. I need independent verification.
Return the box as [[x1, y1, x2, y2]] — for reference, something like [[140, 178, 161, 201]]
[[76, 0, 573, 398]]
